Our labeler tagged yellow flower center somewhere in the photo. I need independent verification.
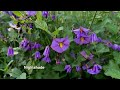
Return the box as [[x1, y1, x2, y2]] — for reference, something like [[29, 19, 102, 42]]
[[80, 37, 84, 42], [59, 42, 63, 48]]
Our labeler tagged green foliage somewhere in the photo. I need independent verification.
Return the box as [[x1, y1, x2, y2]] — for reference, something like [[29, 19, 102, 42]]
[[1, 11, 120, 79]]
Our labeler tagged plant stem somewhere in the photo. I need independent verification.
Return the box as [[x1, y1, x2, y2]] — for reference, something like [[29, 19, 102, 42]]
[[89, 11, 97, 30]]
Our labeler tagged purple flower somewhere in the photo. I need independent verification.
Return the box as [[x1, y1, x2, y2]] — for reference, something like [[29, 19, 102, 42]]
[[7, 46, 14, 57], [97, 37, 102, 42], [35, 51, 41, 60], [51, 36, 70, 53], [117, 46, 120, 51], [112, 44, 119, 50], [87, 64, 102, 75], [76, 66, 81, 72], [33, 42, 41, 49], [29, 23, 33, 29], [42, 56, 51, 63], [74, 34, 90, 45], [88, 54, 94, 60], [42, 11, 49, 18], [52, 15, 56, 20], [90, 33, 98, 43], [80, 51, 88, 59], [25, 11, 36, 16], [56, 60, 61, 65], [43, 46, 50, 57], [64, 65, 72, 73], [103, 40, 113, 48], [72, 27, 90, 37], [20, 38, 29, 48], [82, 64, 89, 70]]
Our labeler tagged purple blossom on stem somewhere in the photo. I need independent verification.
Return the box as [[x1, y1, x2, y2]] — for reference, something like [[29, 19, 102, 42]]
[[112, 44, 119, 50], [25, 11, 36, 16], [42, 11, 49, 18], [88, 54, 94, 60], [7, 46, 14, 57], [72, 27, 90, 37], [20, 38, 29, 49], [74, 34, 90, 45], [35, 51, 41, 60], [97, 37, 102, 42], [87, 64, 102, 75], [64, 65, 72, 73], [33, 42, 41, 49], [90, 33, 99, 43], [82, 64, 89, 70], [51, 36, 70, 53], [42, 56, 51, 63], [43, 46, 50, 57], [76, 66, 81, 72], [80, 51, 88, 59], [52, 15, 56, 20], [102, 40, 113, 48]]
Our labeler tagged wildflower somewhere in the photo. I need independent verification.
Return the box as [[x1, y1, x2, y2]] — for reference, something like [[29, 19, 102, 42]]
[[42, 56, 51, 63], [76, 66, 81, 72], [80, 51, 88, 59], [88, 53, 94, 60], [35, 51, 41, 60], [25, 11, 36, 16], [7, 46, 14, 57], [82, 64, 89, 70], [87, 64, 102, 75], [52, 15, 56, 20], [43, 46, 50, 57], [64, 65, 72, 73], [20, 38, 29, 49], [72, 27, 90, 37], [42, 11, 49, 18], [74, 34, 90, 45], [90, 33, 99, 43], [102, 40, 112, 48], [33, 42, 41, 49], [51, 36, 70, 53], [112, 44, 119, 50]]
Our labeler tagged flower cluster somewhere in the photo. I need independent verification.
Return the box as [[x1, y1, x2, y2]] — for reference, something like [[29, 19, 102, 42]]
[[73, 27, 101, 45], [103, 40, 120, 51], [20, 38, 41, 51], [64, 65, 81, 73]]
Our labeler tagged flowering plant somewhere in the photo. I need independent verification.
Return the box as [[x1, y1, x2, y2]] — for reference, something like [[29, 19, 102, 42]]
[[0, 11, 120, 79]]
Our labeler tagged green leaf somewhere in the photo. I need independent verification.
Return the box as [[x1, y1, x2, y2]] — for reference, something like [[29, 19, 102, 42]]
[[11, 68, 22, 78], [16, 73, 26, 79], [52, 65, 64, 71], [96, 43, 109, 53], [36, 11, 42, 21], [106, 24, 118, 34], [35, 20, 53, 37], [105, 69, 120, 79], [52, 27, 63, 37], [113, 51, 120, 64], [35, 20, 48, 31], [58, 26, 64, 30], [12, 11, 24, 17], [104, 60, 120, 79], [8, 29, 18, 41]]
